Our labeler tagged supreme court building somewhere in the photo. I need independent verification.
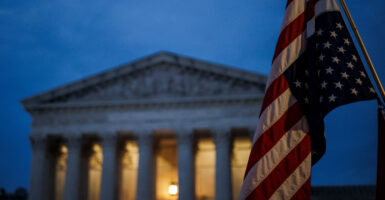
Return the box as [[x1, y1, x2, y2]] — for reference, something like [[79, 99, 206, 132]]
[[21, 52, 267, 200]]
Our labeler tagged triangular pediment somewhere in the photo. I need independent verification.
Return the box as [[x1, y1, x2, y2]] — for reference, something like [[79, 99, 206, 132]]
[[21, 52, 267, 109]]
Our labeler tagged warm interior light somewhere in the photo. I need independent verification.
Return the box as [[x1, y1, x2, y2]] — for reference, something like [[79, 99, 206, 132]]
[[60, 145, 68, 154], [168, 183, 178, 196]]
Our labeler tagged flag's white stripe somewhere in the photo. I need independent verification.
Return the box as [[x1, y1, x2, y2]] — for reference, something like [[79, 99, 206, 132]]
[[266, 32, 306, 89], [253, 89, 297, 144], [280, 0, 306, 32], [239, 117, 309, 200], [269, 154, 312, 200], [315, 0, 340, 16]]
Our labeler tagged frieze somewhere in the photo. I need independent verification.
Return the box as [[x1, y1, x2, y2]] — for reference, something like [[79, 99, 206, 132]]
[[44, 64, 263, 104]]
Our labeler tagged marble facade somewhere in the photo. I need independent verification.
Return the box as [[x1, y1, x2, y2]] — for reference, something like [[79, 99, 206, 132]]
[[21, 52, 267, 200]]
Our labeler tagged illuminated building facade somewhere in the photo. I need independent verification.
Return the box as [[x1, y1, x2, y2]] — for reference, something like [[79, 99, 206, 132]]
[[22, 52, 267, 200]]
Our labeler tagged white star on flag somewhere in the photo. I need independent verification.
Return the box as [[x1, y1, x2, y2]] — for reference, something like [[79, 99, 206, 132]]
[[360, 71, 366, 78], [341, 72, 349, 79], [329, 94, 337, 102], [344, 38, 351, 45], [330, 31, 338, 38], [356, 78, 363, 85], [294, 80, 302, 88], [326, 67, 334, 74], [332, 56, 340, 63], [352, 54, 358, 61], [338, 46, 346, 54], [336, 23, 343, 30], [319, 54, 325, 61], [321, 81, 328, 89], [347, 62, 354, 69], [369, 87, 376, 93], [323, 41, 332, 48], [334, 82, 343, 89]]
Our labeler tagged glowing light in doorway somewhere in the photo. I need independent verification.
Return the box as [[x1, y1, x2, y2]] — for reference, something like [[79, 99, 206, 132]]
[[168, 183, 178, 196]]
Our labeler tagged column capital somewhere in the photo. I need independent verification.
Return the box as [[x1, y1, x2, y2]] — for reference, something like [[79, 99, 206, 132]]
[[176, 131, 195, 146], [100, 134, 118, 148], [29, 134, 48, 153], [212, 128, 232, 146], [64, 134, 82, 149], [135, 130, 154, 147]]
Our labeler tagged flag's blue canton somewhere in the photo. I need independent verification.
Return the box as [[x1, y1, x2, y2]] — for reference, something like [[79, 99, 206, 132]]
[[284, 11, 377, 164]]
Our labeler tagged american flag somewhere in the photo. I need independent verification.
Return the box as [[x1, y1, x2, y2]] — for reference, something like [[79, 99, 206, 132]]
[[239, 0, 377, 199]]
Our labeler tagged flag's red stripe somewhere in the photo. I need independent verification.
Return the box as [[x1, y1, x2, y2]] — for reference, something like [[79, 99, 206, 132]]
[[290, 178, 311, 200], [246, 135, 311, 200], [273, 12, 305, 61], [245, 102, 304, 175], [259, 74, 289, 117], [305, 0, 320, 21]]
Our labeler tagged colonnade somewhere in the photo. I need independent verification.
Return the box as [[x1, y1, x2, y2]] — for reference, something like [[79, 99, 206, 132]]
[[29, 129, 240, 200]]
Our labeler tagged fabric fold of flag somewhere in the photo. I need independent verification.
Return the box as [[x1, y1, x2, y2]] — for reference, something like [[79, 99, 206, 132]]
[[239, 0, 378, 199]]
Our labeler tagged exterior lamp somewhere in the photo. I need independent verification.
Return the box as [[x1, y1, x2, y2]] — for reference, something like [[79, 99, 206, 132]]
[[168, 183, 178, 196]]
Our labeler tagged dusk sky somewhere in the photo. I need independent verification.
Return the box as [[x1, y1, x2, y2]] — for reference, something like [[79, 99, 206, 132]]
[[1, 0, 384, 192]]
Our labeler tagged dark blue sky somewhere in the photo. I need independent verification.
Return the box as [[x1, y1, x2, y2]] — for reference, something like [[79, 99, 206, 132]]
[[0, 0, 384, 192]]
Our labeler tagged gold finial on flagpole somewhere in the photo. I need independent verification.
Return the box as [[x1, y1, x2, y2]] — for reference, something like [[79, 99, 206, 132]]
[[339, 0, 385, 103]]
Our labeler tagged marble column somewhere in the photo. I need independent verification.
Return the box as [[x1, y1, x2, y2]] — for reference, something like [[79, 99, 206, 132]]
[[100, 134, 118, 200], [29, 134, 48, 200], [63, 135, 82, 200], [177, 130, 195, 200], [136, 131, 154, 200], [214, 129, 232, 200]]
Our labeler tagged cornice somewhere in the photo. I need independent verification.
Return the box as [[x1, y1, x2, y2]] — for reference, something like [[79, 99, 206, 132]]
[[25, 94, 264, 113]]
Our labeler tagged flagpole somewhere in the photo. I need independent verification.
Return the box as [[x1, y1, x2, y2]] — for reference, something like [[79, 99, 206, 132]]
[[338, 0, 385, 103]]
